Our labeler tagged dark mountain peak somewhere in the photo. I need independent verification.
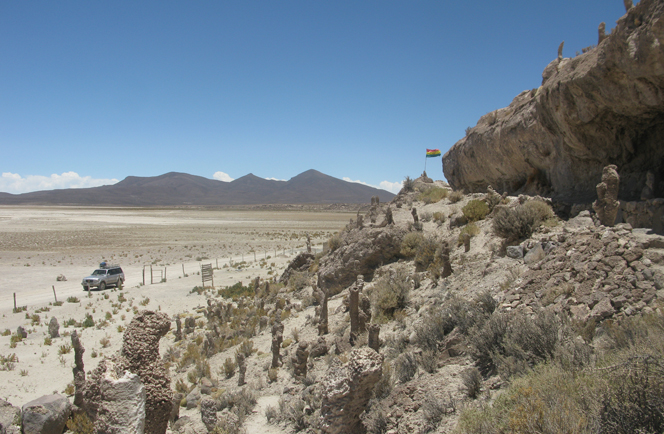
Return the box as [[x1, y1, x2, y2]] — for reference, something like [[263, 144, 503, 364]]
[[0, 169, 395, 206]]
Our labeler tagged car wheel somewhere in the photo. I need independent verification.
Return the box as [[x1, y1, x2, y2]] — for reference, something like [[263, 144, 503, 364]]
[[117, 279, 123, 288], [99, 281, 106, 291]]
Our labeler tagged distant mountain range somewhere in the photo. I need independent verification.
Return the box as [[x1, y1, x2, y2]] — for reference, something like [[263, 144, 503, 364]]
[[0, 170, 396, 206]]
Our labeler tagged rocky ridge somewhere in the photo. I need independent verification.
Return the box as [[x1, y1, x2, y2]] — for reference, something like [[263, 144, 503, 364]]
[[443, 0, 664, 203]]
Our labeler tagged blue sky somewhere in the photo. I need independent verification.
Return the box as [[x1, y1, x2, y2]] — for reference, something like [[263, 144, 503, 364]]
[[1, 1, 628, 194]]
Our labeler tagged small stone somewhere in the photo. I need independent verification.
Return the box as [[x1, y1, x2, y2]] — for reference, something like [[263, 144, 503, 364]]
[[506, 245, 524, 259]]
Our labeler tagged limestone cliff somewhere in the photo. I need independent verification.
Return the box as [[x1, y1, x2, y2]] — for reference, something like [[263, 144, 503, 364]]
[[443, 0, 664, 203]]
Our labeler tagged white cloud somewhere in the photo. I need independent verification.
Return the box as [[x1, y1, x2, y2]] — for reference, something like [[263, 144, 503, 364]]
[[0, 172, 118, 194], [212, 171, 234, 182], [379, 180, 403, 194], [342, 177, 373, 187], [265, 177, 286, 182], [343, 177, 403, 194]]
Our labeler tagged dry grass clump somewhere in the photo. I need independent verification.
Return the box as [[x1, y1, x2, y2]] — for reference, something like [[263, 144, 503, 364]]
[[492, 200, 554, 243], [400, 232, 424, 258], [462, 199, 490, 222], [418, 186, 449, 204]]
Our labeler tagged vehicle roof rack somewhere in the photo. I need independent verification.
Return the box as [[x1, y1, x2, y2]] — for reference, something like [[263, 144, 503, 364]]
[[99, 262, 121, 269]]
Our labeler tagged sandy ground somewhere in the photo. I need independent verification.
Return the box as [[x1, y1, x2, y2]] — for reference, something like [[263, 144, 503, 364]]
[[0, 206, 352, 407]]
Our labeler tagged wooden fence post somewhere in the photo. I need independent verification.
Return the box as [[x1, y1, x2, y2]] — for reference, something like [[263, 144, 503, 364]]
[[13, 293, 16, 312], [150, 265, 154, 284], [142, 266, 145, 286], [182, 264, 185, 276], [52, 286, 58, 303]]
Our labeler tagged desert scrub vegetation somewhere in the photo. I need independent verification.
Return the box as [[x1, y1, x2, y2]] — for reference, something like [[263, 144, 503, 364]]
[[402, 176, 415, 193], [414, 236, 437, 272], [462, 199, 489, 222], [400, 232, 424, 258], [418, 186, 449, 204], [218, 281, 253, 300], [492, 200, 555, 243], [457, 222, 480, 246], [448, 190, 464, 203], [327, 231, 343, 252], [369, 268, 410, 321]]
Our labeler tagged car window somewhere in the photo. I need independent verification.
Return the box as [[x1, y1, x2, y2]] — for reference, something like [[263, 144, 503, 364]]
[[92, 269, 107, 275]]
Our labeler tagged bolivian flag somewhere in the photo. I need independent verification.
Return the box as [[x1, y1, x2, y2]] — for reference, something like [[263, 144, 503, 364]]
[[426, 148, 441, 158]]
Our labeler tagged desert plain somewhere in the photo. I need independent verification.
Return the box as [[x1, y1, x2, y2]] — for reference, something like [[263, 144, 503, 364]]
[[0, 206, 353, 406]]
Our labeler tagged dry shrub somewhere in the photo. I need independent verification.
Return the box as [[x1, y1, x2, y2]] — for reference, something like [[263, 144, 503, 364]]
[[223, 357, 236, 378], [372, 362, 394, 399], [418, 186, 449, 204], [371, 269, 410, 320], [492, 200, 553, 243], [395, 352, 418, 383], [414, 237, 437, 272], [328, 232, 342, 252], [461, 367, 482, 399], [457, 222, 480, 246], [288, 271, 310, 291], [402, 176, 415, 193], [433, 212, 446, 226], [363, 402, 388, 434], [470, 310, 560, 378], [400, 232, 424, 258], [448, 190, 464, 203], [462, 199, 489, 222]]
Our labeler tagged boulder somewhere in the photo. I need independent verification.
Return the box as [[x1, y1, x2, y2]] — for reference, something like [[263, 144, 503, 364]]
[[278, 252, 315, 285], [97, 367, 146, 434], [524, 243, 546, 265], [506, 245, 524, 259], [321, 347, 383, 434], [443, 0, 664, 203], [21, 394, 71, 434], [48, 317, 59, 338], [0, 399, 20, 434], [317, 226, 406, 293]]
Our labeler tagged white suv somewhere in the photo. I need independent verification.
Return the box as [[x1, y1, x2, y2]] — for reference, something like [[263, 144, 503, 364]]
[[81, 264, 124, 290]]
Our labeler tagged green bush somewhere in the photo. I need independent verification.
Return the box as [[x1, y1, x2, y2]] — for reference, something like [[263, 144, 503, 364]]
[[218, 282, 253, 300], [418, 187, 449, 204], [400, 232, 424, 258], [462, 199, 490, 222]]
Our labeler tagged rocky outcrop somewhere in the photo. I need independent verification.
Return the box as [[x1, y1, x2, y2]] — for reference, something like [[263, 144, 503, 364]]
[[84, 310, 171, 434], [443, 0, 664, 203], [48, 317, 59, 338], [21, 394, 71, 434], [321, 347, 383, 434], [0, 399, 20, 434], [501, 223, 664, 319], [317, 226, 406, 293], [279, 252, 315, 285], [593, 165, 621, 226]]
